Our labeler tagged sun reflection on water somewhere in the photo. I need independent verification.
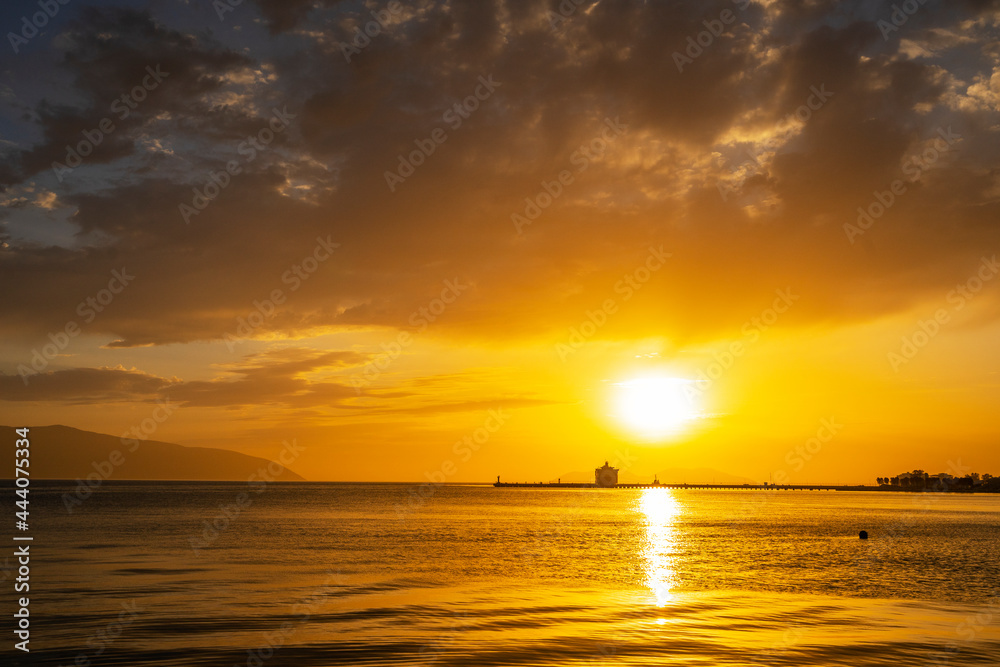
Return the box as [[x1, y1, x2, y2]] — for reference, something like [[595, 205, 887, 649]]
[[638, 488, 681, 606]]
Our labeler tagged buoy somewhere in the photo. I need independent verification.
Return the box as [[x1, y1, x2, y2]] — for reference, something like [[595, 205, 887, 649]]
[[859, 530, 868, 539]]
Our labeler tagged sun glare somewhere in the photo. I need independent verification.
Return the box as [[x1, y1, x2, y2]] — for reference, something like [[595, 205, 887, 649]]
[[614, 376, 698, 439]]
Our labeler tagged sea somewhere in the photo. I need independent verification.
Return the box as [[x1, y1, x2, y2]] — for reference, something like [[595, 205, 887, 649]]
[[4, 481, 1000, 666]]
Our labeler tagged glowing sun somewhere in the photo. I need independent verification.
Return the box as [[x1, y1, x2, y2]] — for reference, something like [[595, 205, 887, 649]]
[[613, 376, 699, 438]]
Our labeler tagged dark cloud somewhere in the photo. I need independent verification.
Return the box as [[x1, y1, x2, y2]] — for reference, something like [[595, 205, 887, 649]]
[[255, 0, 344, 34], [0, 348, 365, 407], [170, 348, 364, 407], [0, 0, 998, 355], [0, 367, 175, 403], [2, 6, 255, 185]]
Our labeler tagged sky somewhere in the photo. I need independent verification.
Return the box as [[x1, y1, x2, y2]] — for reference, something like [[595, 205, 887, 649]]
[[1, 0, 999, 483]]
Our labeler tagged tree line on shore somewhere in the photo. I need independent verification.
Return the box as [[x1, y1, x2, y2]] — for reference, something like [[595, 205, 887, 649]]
[[876, 470, 999, 491]]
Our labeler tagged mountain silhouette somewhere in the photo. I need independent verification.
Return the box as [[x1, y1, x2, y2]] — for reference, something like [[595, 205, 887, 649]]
[[2, 424, 304, 481]]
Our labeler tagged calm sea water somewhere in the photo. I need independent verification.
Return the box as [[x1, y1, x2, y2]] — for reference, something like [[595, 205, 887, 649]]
[[4, 482, 999, 666]]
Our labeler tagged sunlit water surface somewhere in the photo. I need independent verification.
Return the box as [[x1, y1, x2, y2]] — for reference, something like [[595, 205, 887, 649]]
[[5, 483, 1000, 666]]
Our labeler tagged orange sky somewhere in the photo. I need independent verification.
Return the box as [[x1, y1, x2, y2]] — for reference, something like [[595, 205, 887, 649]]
[[2, 0, 999, 482]]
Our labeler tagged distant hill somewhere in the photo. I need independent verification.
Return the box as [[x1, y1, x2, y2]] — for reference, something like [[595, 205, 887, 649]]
[[1, 425, 304, 481], [646, 467, 757, 486], [553, 466, 756, 485]]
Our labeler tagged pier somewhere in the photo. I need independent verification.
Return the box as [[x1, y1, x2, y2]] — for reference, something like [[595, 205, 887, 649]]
[[493, 482, 869, 491], [492, 464, 873, 491]]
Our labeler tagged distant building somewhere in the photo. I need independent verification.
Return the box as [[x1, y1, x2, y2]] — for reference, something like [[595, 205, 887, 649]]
[[595, 461, 619, 487]]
